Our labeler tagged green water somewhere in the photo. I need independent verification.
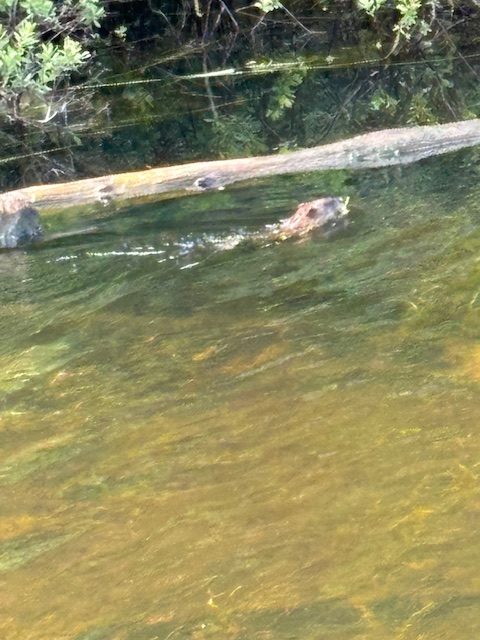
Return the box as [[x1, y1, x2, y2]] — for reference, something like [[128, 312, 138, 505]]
[[2, 152, 480, 639]]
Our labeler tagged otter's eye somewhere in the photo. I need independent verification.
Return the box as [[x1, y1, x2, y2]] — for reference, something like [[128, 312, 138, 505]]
[[306, 207, 317, 219]]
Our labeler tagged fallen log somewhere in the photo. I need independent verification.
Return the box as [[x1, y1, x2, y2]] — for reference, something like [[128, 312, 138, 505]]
[[1, 118, 480, 248]]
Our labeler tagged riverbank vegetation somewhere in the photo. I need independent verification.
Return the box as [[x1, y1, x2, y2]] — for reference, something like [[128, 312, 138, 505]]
[[1, 1, 480, 188]]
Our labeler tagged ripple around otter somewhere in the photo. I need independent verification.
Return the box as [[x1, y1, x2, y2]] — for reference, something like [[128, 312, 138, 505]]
[[2, 154, 480, 639]]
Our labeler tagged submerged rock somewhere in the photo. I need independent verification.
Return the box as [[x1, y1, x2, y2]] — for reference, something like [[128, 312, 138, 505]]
[[0, 195, 43, 249]]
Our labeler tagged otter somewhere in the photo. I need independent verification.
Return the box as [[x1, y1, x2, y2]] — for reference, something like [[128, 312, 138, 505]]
[[0, 195, 348, 250], [273, 196, 349, 240], [169, 196, 349, 256]]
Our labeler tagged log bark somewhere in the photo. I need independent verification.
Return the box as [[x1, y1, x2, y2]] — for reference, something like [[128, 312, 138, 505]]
[[2, 119, 480, 219]]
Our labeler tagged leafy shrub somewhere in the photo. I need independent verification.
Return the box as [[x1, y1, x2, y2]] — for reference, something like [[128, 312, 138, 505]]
[[210, 112, 268, 158], [254, 0, 283, 12], [267, 67, 307, 121], [0, 0, 104, 117], [356, 0, 430, 42]]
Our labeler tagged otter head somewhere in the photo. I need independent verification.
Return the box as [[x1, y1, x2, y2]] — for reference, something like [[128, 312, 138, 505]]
[[279, 196, 349, 237]]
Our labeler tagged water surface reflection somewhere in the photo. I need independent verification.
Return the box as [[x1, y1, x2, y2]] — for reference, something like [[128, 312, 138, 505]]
[[1, 156, 480, 639]]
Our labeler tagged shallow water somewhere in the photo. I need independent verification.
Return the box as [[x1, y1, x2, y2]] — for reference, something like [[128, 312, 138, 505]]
[[2, 152, 480, 639]]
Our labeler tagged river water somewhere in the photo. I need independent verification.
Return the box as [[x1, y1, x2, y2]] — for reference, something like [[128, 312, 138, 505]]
[[1, 150, 480, 639]]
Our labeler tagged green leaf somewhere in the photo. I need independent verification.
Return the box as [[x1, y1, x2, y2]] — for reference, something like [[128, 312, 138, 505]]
[[254, 0, 282, 13]]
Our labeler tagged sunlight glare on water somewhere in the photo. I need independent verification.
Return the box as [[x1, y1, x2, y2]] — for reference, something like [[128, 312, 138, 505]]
[[1, 154, 480, 639]]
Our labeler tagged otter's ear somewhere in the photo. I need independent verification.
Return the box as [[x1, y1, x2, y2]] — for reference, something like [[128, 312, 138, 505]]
[[306, 206, 317, 219]]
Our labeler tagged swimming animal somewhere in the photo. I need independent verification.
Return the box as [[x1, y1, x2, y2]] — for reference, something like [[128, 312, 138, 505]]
[[273, 196, 349, 239], [2, 118, 480, 247], [169, 196, 349, 256]]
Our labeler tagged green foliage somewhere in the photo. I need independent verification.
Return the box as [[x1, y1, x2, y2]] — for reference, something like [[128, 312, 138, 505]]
[[209, 112, 268, 158], [394, 0, 422, 38], [74, 0, 105, 28], [357, 0, 431, 41], [369, 89, 399, 114], [254, 0, 283, 13], [266, 68, 307, 121], [365, 59, 461, 126], [20, 0, 55, 21], [0, 0, 104, 107], [0, 0, 478, 189], [356, 0, 387, 17], [407, 92, 435, 124]]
